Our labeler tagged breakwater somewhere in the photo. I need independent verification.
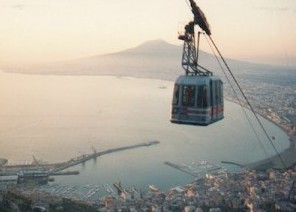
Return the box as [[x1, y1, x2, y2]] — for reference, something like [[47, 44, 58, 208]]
[[0, 140, 160, 176], [51, 140, 160, 173]]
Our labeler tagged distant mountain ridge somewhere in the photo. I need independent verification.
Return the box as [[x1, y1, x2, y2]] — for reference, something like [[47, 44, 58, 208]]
[[2, 39, 295, 83]]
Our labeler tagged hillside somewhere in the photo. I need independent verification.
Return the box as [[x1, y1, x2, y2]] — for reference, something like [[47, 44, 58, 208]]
[[2, 39, 295, 84]]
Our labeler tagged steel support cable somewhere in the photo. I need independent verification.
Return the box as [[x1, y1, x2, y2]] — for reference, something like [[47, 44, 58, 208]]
[[203, 34, 272, 162], [207, 35, 287, 169], [185, 0, 191, 10]]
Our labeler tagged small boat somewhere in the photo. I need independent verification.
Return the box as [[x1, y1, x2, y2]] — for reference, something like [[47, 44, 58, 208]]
[[148, 184, 158, 192]]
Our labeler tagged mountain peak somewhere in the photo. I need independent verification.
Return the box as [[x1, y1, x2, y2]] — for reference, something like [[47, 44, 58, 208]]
[[117, 39, 180, 56], [136, 39, 177, 49], [137, 39, 171, 47]]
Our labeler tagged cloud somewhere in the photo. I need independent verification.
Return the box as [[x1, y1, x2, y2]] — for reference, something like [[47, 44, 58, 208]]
[[0, 3, 26, 10], [11, 4, 26, 10], [253, 6, 293, 13]]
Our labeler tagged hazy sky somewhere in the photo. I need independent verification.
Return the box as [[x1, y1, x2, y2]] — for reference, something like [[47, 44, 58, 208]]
[[0, 0, 295, 66]]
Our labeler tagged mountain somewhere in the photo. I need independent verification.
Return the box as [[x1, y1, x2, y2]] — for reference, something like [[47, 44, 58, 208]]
[[2, 39, 295, 83], [3, 40, 182, 80]]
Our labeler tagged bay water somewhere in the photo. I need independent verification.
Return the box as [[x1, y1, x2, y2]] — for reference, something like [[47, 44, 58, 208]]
[[0, 71, 290, 191]]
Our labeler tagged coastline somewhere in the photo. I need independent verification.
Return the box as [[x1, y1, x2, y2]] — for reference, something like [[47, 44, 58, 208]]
[[225, 97, 296, 170], [244, 136, 296, 170]]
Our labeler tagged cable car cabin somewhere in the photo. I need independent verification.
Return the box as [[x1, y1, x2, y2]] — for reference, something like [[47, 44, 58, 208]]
[[171, 75, 224, 126]]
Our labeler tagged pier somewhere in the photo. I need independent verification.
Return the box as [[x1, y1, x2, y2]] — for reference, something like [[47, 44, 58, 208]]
[[164, 162, 199, 177], [0, 140, 160, 176], [50, 140, 159, 173], [164, 161, 224, 178]]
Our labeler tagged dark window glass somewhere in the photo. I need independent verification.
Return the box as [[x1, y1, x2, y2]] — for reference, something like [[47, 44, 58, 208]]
[[220, 81, 223, 104], [182, 85, 195, 106], [215, 81, 219, 105], [173, 85, 179, 105], [197, 85, 208, 108]]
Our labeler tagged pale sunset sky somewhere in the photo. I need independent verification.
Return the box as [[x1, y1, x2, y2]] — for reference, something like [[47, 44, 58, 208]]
[[0, 0, 295, 66]]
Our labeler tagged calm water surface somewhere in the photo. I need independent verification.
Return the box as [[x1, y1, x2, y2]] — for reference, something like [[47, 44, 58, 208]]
[[0, 71, 290, 190]]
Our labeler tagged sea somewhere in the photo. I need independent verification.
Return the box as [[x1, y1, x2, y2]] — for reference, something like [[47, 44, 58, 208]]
[[0, 70, 290, 192]]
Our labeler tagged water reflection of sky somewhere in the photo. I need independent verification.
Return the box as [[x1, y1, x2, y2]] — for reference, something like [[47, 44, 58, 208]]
[[0, 73, 290, 190]]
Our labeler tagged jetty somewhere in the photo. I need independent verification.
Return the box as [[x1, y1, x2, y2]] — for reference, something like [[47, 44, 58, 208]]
[[0, 140, 160, 176], [50, 140, 159, 173]]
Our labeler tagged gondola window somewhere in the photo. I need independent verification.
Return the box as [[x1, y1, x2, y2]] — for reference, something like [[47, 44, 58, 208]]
[[182, 85, 195, 106], [197, 85, 208, 108], [173, 85, 179, 105]]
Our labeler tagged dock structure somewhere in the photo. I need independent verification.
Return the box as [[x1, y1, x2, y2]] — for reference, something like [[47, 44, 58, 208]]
[[164, 160, 225, 178], [164, 162, 199, 177], [0, 140, 160, 180]]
